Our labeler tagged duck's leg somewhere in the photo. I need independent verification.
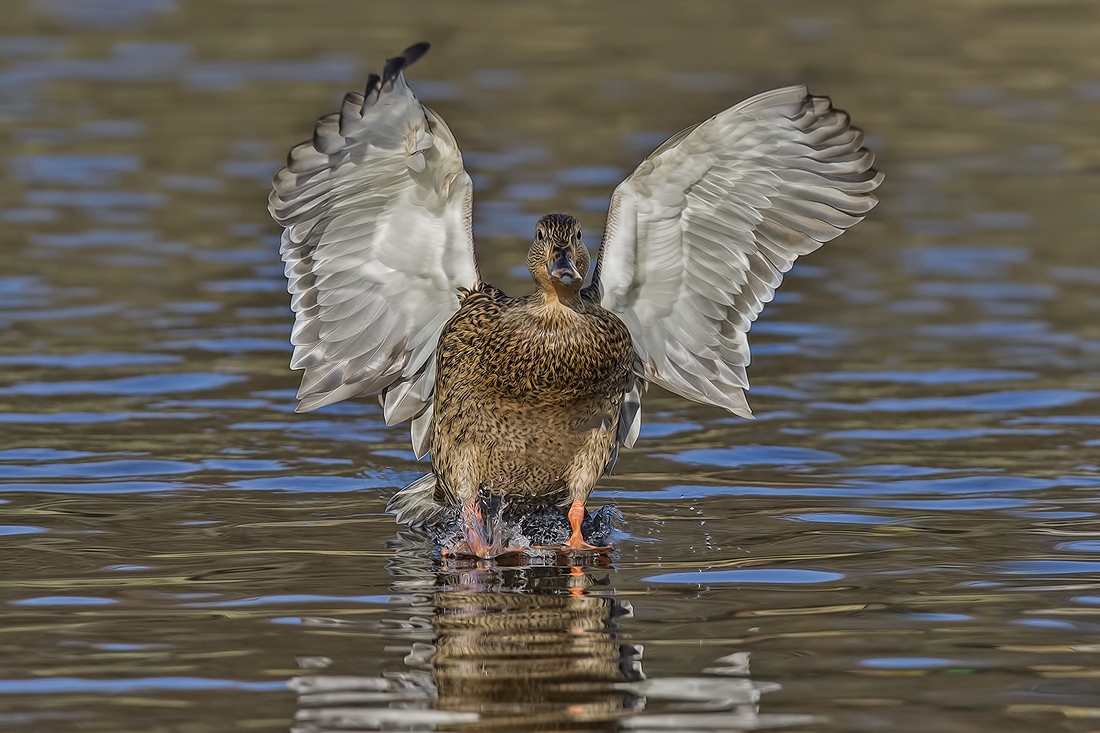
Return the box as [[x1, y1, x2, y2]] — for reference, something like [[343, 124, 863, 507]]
[[560, 499, 611, 552], [558, 424, 615, 553], [448, 500, 532, 558], [441, 501, 490, 557], [436, 444, 499, 558], [457, 501, 494, 558]]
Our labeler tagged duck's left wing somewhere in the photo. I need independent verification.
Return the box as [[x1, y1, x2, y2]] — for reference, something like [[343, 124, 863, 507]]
[[269, 43, 478, 455], [589, 86, 882, 418]]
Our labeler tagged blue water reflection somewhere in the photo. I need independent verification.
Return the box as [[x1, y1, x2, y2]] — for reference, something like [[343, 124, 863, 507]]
[[0, 526, 45, 536], [661, 446, 842, 467], [861, 658, 970, 669], [13, 596, 117, 606], [814, 389, 1095, 412], [997, 561, 1100, 575], [0, 373, 245, 395], [0, 677, 284, 693], [0, 352, 181, 367], [783, 513, 900, 525], [0, 459, 197, 479], [647, 569, 844, 584], [826, 428, 1059, 440], [188, 594, 392, 608], [0, 411, 206, 424], [816, 368, 1034, 384]]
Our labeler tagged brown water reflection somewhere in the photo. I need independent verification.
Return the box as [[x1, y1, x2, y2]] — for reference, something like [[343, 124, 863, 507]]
[[292, 561, 646, 732], [292, 557, 801, 732], [2, 0, 1100, 731]]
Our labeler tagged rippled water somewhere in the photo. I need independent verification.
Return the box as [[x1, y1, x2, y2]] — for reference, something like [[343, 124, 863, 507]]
[[3, 1, 1100, 731]]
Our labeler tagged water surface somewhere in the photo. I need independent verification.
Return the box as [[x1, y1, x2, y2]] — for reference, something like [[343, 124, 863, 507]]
[[2, 1, 1100, 731]]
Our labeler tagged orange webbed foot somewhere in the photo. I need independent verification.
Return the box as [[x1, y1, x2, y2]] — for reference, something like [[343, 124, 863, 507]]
[[559, 499, 613, 553], [561, 535, 613, 553]]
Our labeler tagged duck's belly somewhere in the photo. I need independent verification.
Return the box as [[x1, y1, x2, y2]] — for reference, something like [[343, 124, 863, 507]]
[[431, 299, 632, 502]]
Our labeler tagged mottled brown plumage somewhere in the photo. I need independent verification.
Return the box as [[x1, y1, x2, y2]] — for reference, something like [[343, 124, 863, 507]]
[[429, 215, 633, 553]]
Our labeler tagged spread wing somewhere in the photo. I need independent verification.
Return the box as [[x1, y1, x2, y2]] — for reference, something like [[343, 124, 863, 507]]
[[590, 86, 882, 418], [269, 43, 478, 456]]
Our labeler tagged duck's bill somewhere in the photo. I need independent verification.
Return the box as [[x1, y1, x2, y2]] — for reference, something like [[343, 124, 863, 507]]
[[549, 251, 580, 285]]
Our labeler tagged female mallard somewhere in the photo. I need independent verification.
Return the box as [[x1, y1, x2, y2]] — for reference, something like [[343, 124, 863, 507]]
[[269, 43, 882, 557]]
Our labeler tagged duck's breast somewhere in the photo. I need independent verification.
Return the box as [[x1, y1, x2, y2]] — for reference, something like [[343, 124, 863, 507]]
[[486, 303, 634, 405]]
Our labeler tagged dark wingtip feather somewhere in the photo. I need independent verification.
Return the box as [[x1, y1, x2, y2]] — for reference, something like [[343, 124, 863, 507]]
[[401, 41, 431, 65], [364, 72, 380, 96], [382, 42, 431, 86]]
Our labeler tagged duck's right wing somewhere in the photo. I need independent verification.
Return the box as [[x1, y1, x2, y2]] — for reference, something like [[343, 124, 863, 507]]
[[269, 43, 478, 456]]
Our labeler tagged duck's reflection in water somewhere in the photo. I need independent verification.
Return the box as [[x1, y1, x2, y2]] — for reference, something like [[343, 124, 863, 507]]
[[290, 543, 814, 732]]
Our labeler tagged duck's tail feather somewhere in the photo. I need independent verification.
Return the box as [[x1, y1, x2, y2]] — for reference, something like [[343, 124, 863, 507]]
[[387, 472, 444, 527]]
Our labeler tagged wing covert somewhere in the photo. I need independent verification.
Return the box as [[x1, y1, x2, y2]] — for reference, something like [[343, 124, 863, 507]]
[[591, 86, 882, 417]]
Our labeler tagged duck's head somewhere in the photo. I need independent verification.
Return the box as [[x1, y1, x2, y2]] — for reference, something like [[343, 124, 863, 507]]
[[528, 213, 590, 299]]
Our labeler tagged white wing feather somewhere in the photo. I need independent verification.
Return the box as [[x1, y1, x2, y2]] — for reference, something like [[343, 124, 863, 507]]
[[593, 86, 882, 417], [269, 52, 478, 457]]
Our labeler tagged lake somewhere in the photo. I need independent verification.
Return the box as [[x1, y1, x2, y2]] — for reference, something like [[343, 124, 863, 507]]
[[1, 1, 1099, 731]]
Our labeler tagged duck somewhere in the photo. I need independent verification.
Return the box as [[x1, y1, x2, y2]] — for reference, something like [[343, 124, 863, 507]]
[[269, 43, 882, 557]]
